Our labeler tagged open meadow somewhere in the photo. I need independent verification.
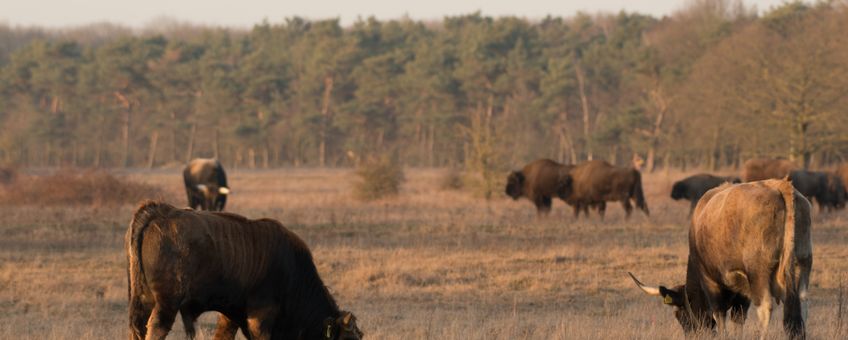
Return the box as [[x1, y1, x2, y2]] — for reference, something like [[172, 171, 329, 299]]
[[1, 168, 847, 339]]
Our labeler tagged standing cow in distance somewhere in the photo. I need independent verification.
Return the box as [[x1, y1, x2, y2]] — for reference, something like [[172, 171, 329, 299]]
[[742, 157, 796, 182], [126, 201, 363, 340], [559, 160, 649, 219], [505, 159, 575, 216], [789, 170, 846, 212], [671, 174, 741, 215], [630, 179, 812, 339], [837, 164, 848, 205], [183, 158, 229, 211]]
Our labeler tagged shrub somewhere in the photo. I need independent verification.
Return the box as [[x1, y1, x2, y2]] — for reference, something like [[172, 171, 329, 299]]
[[354, 157, 405, 201], [0, 169, 164, 206]]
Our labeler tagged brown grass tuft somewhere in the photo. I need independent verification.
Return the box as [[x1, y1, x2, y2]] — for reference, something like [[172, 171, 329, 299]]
[[0, 169, 164, 206]]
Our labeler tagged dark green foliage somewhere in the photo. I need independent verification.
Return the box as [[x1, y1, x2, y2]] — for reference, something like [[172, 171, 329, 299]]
[[0, 3, 846, 170]]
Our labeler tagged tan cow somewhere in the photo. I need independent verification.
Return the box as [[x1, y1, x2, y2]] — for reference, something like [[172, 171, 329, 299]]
[[741, 158, 796, 182], [630, 179, 812, 339]]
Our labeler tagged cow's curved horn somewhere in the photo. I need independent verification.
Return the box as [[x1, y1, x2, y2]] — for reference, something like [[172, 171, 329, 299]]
[[218, 187, 230, 195], [342, 312, 352, 325], [196, 184, 208, 193], [628, 272, 661, 296]]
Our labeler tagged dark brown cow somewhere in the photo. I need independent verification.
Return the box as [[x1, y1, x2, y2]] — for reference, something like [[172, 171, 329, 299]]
[[741, 158, 796, 182], [630, 179, 812, 339], [505, 159, 575, 215], [671, 174, 741, 215], [789, 170, 846, 212], [126, 201, 363, 340], [559, 160, 649, 219], [183, 158, 230, 211]]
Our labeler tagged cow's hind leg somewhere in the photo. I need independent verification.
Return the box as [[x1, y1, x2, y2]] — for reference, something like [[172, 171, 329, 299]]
[[784, 256, 812, 340], [129, 303, 152, 340], [179, 309, 198, 339], [144, 304, 179, 340]]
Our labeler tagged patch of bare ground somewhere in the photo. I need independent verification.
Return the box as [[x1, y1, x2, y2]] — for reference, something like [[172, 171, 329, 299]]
[[0, 168, 846, 339]]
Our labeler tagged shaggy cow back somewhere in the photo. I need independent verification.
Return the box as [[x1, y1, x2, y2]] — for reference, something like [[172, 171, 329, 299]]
[[126, 201, 341, 340], [741, 158, 796, 182]]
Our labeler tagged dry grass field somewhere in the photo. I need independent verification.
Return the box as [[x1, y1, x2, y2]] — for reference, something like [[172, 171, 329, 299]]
[[1, 168, 848, 339]]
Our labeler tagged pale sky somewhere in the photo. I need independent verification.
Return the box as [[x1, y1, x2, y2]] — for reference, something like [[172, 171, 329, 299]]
[[1, 0, 795, 29]]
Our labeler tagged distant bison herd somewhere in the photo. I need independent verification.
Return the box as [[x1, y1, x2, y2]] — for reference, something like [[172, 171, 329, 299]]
[[506, 159, 648, 218], [123, 156, 836, 339]]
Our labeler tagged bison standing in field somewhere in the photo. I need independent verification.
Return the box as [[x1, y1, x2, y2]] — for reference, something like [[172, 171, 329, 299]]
[[126, 201, 363, 340], [671, 174, 741, 215], [505, 159, 575, 216], [741, 158, 796, 182], [789, 170, 846, 212], [183, 158, 229, 211], [836, 164, 848, 204], [630, 179, 812, 339], [559, 160, 649, 219]]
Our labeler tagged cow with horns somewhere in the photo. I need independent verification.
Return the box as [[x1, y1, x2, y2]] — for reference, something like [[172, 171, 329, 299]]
[[630, 178, 812, 339]]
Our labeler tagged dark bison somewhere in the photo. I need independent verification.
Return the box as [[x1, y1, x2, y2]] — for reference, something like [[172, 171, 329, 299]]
[[126, 201, 363, 340], [789, 170, 846, 212], [631, 179, 812, 339], [505, 159, 574, 215], [559, 160, 649, 219], [183, 158, 229, 211], [835, 164, 848, 206], [741, 158, 796, 182], [671, 174, 741, 215]]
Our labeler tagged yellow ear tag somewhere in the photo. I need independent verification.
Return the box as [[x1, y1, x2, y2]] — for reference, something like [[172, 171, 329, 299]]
[[663, 295, 674, 305]]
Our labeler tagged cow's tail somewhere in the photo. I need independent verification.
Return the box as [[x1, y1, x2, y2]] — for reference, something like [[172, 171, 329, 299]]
[[771, 179, 810, 339], [126, 200, 171, 339], [631, 170, 650, 216]]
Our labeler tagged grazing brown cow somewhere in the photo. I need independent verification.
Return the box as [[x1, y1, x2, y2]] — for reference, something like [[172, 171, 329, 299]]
[[505, 159, 575, 215], [559, 160, 649, 219], [126, 201, 363, 340], [630, 179, 812, 339], [741, 158, 796, 182], [671, 174, 741, 215]]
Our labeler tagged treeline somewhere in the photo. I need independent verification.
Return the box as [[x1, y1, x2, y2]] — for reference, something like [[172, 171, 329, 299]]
[[1, 0, 847, 171]]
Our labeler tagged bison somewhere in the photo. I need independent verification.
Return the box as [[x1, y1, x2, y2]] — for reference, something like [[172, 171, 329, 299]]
[[126, 201, 363, 340], [505, 159, 575, 216], [670, 174, 741, 215], [184, 158, 229, 211], [741, 158, 796, 182], [559, 160, 649, 219], [630, 179, 812, 339], [789, 170, 846, 212]]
